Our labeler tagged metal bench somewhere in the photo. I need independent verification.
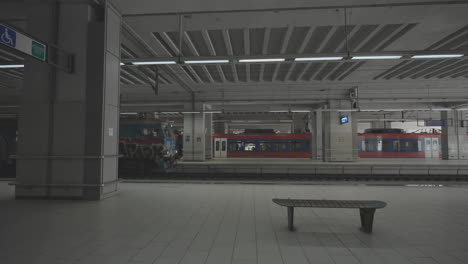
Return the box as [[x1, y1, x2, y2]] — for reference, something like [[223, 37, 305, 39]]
[[272, 198, 387, 233]]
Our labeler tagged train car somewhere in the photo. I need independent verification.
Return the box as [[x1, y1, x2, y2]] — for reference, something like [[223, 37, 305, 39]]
[[119, 118, 180, 171], [213, 133, 311, 158], [213, 129, 442, 159], [358, 128, 441, 158]]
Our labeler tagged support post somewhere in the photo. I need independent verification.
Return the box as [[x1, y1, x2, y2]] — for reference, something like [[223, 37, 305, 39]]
[[287, 206, 295, 231], [359, 208, 376, 233]]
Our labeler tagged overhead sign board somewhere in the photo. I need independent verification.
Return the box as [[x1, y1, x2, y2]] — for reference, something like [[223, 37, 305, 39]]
[[0, 23, 47, 61]]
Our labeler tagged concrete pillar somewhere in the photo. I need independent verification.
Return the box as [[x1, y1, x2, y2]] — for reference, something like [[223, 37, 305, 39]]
[[310, 111, 323, 160], [183, 103, 207, 161], [16, 1, 121, 199], [292, 115, 307, 133], [205, 113, 212, 160], [322, 101, 357, 162], [441, 110, 468, 160], [213, 122, 227, 134]]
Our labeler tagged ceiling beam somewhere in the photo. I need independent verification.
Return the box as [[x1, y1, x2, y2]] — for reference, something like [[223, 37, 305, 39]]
[[121, 21, 195, 95], [202, 29, 226, 82]]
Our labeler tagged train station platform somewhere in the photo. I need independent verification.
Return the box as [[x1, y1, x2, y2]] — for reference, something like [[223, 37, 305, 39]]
[[174, 159, 468, 180], [1, 181, 467, 264]]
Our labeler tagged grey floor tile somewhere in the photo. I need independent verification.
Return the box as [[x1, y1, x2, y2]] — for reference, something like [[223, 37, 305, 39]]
[[1, 183, 468, 264]]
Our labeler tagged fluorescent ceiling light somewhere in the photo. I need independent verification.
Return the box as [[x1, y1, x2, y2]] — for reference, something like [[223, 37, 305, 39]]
[[205, 111, 222, 114], [352, 56, 402, 60], [120, 112, 137, 115], [132, 61, 176, 65], [239, 58, 285, 63], [184, 60, 229, 64], [269, 110, 289, 113], [0, 64, 24, 68], [181, 111, 201, 114], [120, 62, 124, 66], [411, 54, 463, 59], [295, 57, 343, 61], [160, 112, 180, 114], [291, 110, 311, 113]]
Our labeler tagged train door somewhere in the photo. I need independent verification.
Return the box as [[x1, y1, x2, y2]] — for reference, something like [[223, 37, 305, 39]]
[[214, 138, 227, 158], [431, 137, 440, 159], [220, 138, 227, 158], [424, 137, 440, 159]]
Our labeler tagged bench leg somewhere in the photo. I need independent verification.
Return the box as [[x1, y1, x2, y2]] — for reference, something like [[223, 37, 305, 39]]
[[287, 206, 295, 231], [359, 208, 376, 233]]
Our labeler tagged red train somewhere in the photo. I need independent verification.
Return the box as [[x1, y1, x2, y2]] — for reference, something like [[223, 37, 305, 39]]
[[213, 133, 311, 158], [213, 129, 442, 159]]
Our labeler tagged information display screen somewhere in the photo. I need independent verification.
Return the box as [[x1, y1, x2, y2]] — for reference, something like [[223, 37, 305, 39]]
[[340, 115, 349, 124]]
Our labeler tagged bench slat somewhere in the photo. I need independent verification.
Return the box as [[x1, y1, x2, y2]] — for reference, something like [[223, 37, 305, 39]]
[[273, 198, 386, 209]]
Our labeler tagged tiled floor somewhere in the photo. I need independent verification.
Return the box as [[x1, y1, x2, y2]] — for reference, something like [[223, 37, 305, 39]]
[[1, 182, 468, 264]]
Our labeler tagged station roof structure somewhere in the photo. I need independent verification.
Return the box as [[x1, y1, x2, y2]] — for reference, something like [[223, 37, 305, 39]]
[[1, 0, 468, 114]]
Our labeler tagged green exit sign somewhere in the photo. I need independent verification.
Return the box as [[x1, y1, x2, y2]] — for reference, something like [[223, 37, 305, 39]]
[[31, 41, 46, 61]]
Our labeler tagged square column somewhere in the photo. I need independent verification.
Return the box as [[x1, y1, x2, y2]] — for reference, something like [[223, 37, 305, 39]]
[[183, 103, 210, 161], [205, 113, 213, 160], [310, 111, 323, 160], [441, 110, 468, 160], [322, 101, 357, 162], [16, 1, 121, 200]]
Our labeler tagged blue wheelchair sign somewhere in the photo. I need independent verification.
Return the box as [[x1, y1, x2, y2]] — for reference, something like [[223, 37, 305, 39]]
[[0, 24, 16, 48]]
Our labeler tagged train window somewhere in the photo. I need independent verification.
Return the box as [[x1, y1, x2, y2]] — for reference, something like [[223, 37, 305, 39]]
[[273, 141, 287, 152], [152, 129, 159, 138], [377, 140, 382, 152], [393, 140, 400, 152], [382, 140, 392, 152], [303, 140, 310, 152], [215, 140, 220, 151], [291, 140, 301, 152], [244, 142, 256, 152], [406, 140, 419, 152], [229, 141, 242, 152], [259, 141, 271, 152], [364, 140, 374, 152]]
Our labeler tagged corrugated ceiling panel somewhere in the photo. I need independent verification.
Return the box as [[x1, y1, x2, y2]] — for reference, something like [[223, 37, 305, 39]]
[[288, 63, 307, 81], [321, 25, 349, 53], [267, 27, 287, 54], [342, 24, 377, 52], [301, 63, 323, 81], [303, 26, 332, 53], [262, 64, 276, 82], [249, 28, 265, 55], [250, 64, 261, 82], [276, 63, 292, 81], [221, 65, 234, 82], [285, 26, 309, 54], [206, 65, 223, 82], [186, 31, 211, 56], [208, 29, 228, 56], [357, 24, 401, 52], [229, 29, 244, 56]]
